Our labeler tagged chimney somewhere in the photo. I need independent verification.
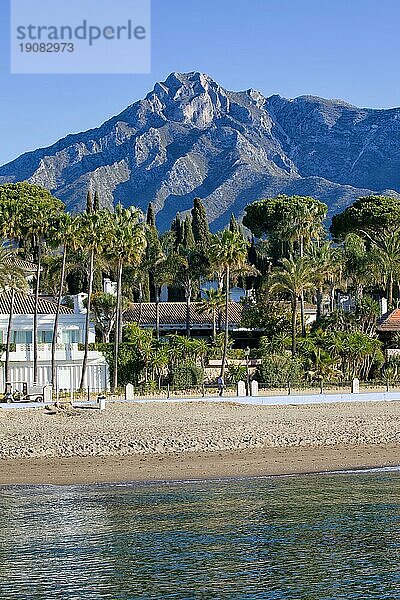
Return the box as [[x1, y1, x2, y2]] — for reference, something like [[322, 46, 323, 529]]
[[380, 297, 388, 316], [73, 293, 88, 314], [103, 278, 117, 296]]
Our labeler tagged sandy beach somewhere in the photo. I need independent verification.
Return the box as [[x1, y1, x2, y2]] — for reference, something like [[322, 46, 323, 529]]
[[0, 400, 399, 485]]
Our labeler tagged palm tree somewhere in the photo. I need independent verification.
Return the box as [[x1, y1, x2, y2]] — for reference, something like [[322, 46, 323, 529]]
[[269, 256, 316, 356], [167, 334, 202, 368], [78, 210, 109, 390], [22, 202, 62, 382], [342, 233, 373, 302], [146, 229, 178, 341], [89, 292, 117, 343], [307, 242, 336, 320], [0, 195, 45, 381], [277, 201, 326, 334], [124, 323, 154, 383], [107, 205, 146, 392], [48, 213, 79, 388], [259, 332, 291, 355], [0, 248, 29, 387], [278, 200, 325, 256], [198, 288, 225, 343], [151, 346, 169, 389], [190, 338, 209, 371], [368, 228, 400, 307], [0, 184, 64, 383], [210, 230, 249, 377], [173, 250, 205, 337]]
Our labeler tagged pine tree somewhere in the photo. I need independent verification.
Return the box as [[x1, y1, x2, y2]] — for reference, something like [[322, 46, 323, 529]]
[[94, 190, 100, 212], [191, 197, 210, 251], [146, 202, 156, 227], [86, 189, 93, 213]]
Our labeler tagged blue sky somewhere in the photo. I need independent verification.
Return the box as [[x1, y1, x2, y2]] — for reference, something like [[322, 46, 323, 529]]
[[1, 0, 400, 165]]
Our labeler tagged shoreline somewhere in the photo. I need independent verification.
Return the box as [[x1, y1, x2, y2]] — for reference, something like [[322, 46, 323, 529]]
[[1, 444, 399, 486]]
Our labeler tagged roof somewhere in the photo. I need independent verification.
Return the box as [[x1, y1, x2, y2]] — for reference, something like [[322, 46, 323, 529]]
[[0, 291, 73, 315], [377, 309, 400, 332], [5, 257, 38, 274], [123, 302, 243, 327], [274, 300, 317, 314]]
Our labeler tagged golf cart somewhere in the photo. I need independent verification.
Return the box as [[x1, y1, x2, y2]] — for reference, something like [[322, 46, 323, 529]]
[[3, 382, 44, 403]]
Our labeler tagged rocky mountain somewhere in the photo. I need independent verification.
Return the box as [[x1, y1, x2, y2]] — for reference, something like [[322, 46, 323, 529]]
[[1, 71, 400, 230]]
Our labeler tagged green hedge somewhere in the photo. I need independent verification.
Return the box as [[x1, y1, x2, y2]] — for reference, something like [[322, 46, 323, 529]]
[[207, 347, 246, 360], [255, 353, 303, 386], [169, 361, 204, 389], [86, 342, 144, 386]]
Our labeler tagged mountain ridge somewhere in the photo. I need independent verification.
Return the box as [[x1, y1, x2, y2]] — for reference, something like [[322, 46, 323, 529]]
[[1, 71, 399, 230]]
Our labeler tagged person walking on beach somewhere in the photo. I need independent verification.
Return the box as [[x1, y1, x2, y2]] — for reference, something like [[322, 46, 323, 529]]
[[217, 375, 225, 397]]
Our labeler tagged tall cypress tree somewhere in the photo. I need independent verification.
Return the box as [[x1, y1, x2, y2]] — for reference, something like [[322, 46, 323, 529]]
[[191, 197, 210, 251], [93, 190, 100, 212], [146, 202, 156, 227], [229, 213, 240, 233], [171, 212, 183, 249], [86, 189, 93, 213], [182, 215, 195, 249]]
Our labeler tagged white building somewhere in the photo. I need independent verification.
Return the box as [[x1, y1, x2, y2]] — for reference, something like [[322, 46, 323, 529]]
[[0, 291, 109, 392]]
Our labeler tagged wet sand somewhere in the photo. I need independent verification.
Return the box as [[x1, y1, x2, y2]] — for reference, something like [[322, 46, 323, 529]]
[[1, 445, 399, 485]]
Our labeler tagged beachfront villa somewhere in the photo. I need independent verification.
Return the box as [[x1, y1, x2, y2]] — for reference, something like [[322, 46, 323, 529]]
[[123, 301, 318, 345], [0, 291, 109, 392], [123, 301, 244, 334]]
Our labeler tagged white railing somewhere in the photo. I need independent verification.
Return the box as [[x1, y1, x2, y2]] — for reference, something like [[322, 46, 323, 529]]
[[9, 343, 80, 359]]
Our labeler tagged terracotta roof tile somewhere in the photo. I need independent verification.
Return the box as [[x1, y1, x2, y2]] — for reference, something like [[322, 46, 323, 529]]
[[0, 291, 73, 315], [123, 302, 243, 327], [5, 257, 38, 273], [377, 309, 400, 331]]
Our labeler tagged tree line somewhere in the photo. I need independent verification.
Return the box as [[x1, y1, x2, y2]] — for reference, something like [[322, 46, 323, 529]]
[[0, 182, 399, 390], [242, 193, 400, 384]]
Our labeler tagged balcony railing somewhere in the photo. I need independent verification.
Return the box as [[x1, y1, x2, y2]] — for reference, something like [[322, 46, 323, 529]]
[[7, 343, 81, 359]]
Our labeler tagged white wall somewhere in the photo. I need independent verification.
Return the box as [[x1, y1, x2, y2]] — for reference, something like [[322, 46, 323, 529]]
[[0, 353, 109, 392], [0, 313, 107, 391]]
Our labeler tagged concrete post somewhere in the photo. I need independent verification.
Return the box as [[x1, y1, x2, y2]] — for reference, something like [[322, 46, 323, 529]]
[[125, 383, 134, 401], [237, 380, 246, 397], [352, 378, 360, 394], [43, 385, 52, 403], [251, 380, 259, 397]]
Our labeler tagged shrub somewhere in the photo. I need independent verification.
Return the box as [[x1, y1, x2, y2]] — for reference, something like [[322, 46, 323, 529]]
[[169, 361, 204, 389], [228, 364, 247, 384], [95, 342, 144, 386], [255, 353, 303, 386], [207, 347, 245, 360]]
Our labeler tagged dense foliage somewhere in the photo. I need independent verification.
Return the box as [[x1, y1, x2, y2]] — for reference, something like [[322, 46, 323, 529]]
[[1, 182, 400, 391], [330, 195, 400, 240]]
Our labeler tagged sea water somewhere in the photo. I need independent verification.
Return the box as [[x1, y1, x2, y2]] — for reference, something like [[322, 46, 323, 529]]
[[0, 471, 399, 599]]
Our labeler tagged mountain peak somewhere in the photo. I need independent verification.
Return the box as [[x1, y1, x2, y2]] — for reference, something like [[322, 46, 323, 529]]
[[1, 73, 400, 230], [150, 71, 219, 99]]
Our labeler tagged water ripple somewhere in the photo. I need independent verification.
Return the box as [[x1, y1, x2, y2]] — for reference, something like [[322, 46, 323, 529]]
[[0, 472, 399, 599]]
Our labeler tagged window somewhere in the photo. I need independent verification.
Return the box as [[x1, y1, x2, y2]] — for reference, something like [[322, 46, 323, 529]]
[[38, 330, 53, 343], [12, 331, 32, 344], [62, 329, 80, 344]]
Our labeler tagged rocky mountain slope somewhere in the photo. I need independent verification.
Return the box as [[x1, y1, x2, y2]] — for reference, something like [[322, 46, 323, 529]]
[[1, 71, 399, 230]]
